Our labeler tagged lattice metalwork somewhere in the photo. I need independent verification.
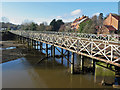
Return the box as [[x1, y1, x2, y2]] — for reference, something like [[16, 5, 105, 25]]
[[10, 30, 120, 67]]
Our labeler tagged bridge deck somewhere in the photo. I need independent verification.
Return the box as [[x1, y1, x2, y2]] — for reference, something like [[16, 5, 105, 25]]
[[10, 30, 120, 67]]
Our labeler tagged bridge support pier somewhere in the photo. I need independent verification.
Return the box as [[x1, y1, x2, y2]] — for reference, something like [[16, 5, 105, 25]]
[[29, 38, 31, 48], [61, 48, 63, 64], [21, 36, 23, 44], [23, 37, 25, 44], [36, 41, 38, 50], [34, 40, 36, 49], [40, 42, 42, 52], [71, 52, 74, 74], [31, 39, 33, 48], [46, 44, 48, 57], [22, 37, 24, 44], [19, 36, 21, 43], [92, 59, 96, 75], [67, 51, 70, 67], [53, 46, 55, 57], [80, 55, 84, 71], [27, 38, 30, 48], [51, 45, 53, 56]]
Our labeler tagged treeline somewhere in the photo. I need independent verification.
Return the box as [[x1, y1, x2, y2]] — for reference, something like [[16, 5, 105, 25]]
[[78, 13, 104, 34], [1, 19, 65, 32]]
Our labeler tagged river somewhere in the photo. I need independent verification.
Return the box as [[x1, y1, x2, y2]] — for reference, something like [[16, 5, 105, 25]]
[[2, 42, 118, 88]]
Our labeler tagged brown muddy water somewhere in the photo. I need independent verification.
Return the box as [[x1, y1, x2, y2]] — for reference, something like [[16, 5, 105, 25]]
[[2, 43, 117, 88]]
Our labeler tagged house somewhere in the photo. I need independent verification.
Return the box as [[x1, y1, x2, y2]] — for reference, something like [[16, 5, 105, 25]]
[[97, 13, 120, 34], [71, 15, 89, 30]]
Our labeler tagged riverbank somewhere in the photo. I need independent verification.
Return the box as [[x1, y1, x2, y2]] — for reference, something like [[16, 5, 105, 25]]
[[1, 41, 27, 63]]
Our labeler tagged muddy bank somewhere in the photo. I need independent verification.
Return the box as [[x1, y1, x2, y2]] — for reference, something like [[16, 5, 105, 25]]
[[1, 40, 47, 63], [0, 31, 16, 41], [1, 41, 26, 63]]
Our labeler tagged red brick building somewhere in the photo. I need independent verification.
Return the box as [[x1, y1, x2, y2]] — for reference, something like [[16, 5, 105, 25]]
[[97, 13, 120, 34]]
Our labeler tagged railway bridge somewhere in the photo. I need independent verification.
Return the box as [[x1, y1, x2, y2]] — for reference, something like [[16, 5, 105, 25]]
[[9, 30, 120, 74]]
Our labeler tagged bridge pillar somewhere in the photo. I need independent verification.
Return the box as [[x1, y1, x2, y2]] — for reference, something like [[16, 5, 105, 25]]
[[53, 46, 55, 57], [71, 52, 74, 74], [80, 55, 84, 71], [22, 37, 25, 44], [19, 36, 21, 43], [40, 42, 42, 52], [27, 38, 29, 48], [21, 37, 23, 43], [36, 41, 38, 50], [22, 37, 24, 44], [67, 50, 70, 67], [46, 44, 48, 57], [16, 35, 18, 43], [61, 48, 63, 64], [29, 38, 31, 48], [25, 37, 28, 46], [34, 40, 37, 50], [34, 40, 36, 49], [51, 45, 53, 56], [31, 39, 33, 48], [92, 59, 96, 75]]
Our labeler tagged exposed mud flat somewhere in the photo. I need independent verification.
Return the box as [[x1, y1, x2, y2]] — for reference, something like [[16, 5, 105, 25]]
[[1, 41, 27, 63]]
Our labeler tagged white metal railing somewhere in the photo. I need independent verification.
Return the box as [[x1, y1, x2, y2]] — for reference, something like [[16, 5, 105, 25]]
[[10, 30, 120, 67], [10, 30, 120, 43]]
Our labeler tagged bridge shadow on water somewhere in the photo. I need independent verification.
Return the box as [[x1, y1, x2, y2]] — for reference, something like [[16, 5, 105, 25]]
[[2, 39, 120, 88], [24, 42, 120, 88]]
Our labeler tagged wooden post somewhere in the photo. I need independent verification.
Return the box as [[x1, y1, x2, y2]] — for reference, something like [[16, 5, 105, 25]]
[[27, 38, 29, 48], [19, 36, 21, 43], [46, 44, 48, 57], [80, 55, 84, 71], [31, 39, 33, 48], [67, 50, 69, 67], [53, 46, 55, 57], [34, 41, 36, 49], [22, 37, 24, 44], [61, 48, 63, 64], [40, 42, 42, 52], [29, 38, 32, 49], [21, 36, 23, 44], [23, 37, 25, 44], [71, 52, 74, 74], [34, 40, 36, 49], [36, 41, 38, 50], [51, 45, 53, 56], [25, 38, 27, 45], [16, 35, 18, 43], [92, 59, 96, 75]]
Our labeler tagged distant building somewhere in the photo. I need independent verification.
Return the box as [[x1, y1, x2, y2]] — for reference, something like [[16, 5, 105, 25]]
[[97, 13, 120, 34], [71, 15, 89, 30]]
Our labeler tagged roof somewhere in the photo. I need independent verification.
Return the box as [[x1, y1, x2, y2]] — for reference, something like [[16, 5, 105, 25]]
[[73, 16, 87, 23], [104, 25, 117, 31], [112, 14, 120, 21]]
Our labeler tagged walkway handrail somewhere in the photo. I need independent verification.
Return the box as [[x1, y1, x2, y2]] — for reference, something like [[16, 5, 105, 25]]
[[9, 30, 120, 67], [10, 30, 120, 43]]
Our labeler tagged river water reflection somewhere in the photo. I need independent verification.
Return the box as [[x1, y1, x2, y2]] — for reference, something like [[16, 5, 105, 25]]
[[2, 43, 117, 88]]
